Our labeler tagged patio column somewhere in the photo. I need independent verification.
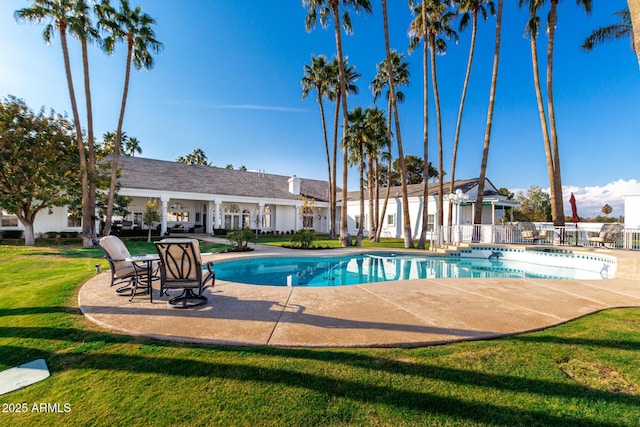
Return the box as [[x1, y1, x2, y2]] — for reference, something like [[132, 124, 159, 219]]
[[294, 204, 300, 231], [160, 195, 170, 236], [214, 199, 221, 229], [257, 201, 264, 232], [207, 201, 214, 234]]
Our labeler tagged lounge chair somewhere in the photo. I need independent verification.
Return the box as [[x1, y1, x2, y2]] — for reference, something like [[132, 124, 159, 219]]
[[587, 223, 623, 248], [97, 235, 158, 295], [154, 238, 215, 308], [518, 221, 548, 244]]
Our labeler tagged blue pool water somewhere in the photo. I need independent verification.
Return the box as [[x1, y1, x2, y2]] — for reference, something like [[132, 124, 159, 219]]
[[213, 253, 605, 287]]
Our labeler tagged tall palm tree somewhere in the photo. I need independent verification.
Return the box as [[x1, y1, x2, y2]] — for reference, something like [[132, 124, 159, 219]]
[[327, 58, 360, 240], [15, 0, 96, 247], [363, 106, 388, 241], [408, 0, 431, 249], [520, 0, 591, 227], [370, 50, 410, 242], [410, 0, 457, 242], [124, 136, 142, 156], [582, 9, 632, 52], [302, 54, 335, 237], [303, 0, 373, 247], [345, 106, 373, 246], [381, 0, 413, 248], [98, 0, 162, 235], [473, 0, 503, 227], [447, 0, 495, 229], [629, 0, 640, 65]]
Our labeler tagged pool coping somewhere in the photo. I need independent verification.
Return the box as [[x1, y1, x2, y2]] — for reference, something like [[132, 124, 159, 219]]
[[78, 241, 640, 348]]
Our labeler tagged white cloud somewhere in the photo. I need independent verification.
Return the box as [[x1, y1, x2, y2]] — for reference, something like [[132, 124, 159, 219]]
[[511, 179, 640, 218]]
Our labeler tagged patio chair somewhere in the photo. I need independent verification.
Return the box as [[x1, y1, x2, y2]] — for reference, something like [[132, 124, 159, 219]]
[[518, 222, 548, 244], [154, 238, 215, 308], [97, 235, 159, 295], [587, 223, 623, 248]]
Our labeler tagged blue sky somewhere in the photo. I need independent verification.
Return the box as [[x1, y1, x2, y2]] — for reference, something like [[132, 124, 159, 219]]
[[1, 1, 638, 217]]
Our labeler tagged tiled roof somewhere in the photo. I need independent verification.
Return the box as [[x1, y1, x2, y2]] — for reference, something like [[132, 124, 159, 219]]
[[116, 156, 332, 202]]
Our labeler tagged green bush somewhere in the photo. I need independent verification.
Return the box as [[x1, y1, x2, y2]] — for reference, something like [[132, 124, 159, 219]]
[[226, 228, 255, 251], [1, 230, 23, 239], [290, 229, 316, 249]]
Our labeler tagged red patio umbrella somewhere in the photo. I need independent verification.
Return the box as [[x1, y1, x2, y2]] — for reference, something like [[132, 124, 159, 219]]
[[569, 193, 579, 245]]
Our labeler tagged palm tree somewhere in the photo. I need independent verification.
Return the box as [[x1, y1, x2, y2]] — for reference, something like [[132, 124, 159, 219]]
[[370, 50, 410, 242], [15, 0, 96, 247], [345, 106, 373, 246], [473, 0, 503, 228], [98, 0, 162, 236], [177, 148, 210, 166], [364, 107, 389, 241], [520, 0, 591, 227], [124, 136, 142, 156], [303, 0, 373, 247], [301, 54, 335, 237], [447, 0, 495, 229], [381, 0, 413, 248], [410, 0, 457, 243], [582, 9, 632, 52], [408, 0, 431, 249], [629, 0, 640, 65]]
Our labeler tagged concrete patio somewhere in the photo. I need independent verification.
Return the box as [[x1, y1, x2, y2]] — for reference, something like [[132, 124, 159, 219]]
[[78, 242, 640, 348]]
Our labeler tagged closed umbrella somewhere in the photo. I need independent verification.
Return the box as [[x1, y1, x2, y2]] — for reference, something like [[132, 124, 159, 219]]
[[569, 193, 579, 245]]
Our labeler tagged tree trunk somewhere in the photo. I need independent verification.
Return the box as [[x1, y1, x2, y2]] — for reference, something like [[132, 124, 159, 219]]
[[529, 26, 557, 229], [367, 155, 376, 240], [474, 0, 503, 229], [448, 12, 478, 229], [58, 22, 91, 248], [546, 1, 565, 226], [106, 39, 134, 235], [430, 38, 444, 239], [81, 36, 96, 244], [332, 4, 352, 247], [357, 140, 365, 245], [375, 97, 394, 243], [331, 93, 340, 240], [628, 0, 640, 66], [418, 0, 430, 250], [382, 0, 413, 248], [317, 91, 334, 239]]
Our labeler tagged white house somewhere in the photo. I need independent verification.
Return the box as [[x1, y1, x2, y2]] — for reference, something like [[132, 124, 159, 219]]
[[0, 156, 516, 239], [342, 178, 519, 239], [624, 194, 640, 228]]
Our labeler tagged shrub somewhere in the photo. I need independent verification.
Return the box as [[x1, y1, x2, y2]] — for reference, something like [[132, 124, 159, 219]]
[[1, 230, 23, 239], [226, 228, 255, 251], [290, 229, 316, 249]]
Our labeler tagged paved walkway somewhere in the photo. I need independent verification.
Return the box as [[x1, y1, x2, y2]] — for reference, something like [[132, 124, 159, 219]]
[[78, 240, 640, 348]]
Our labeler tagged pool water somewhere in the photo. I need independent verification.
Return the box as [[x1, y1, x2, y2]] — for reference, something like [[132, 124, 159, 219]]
[[213, 253, 605, 287]]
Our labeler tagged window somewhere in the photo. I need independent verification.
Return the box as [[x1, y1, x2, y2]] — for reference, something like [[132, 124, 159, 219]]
[[302, 207, 314, 229], [67, 208, 81, 228], [224, 204, 241, 229], [242, 209, 251, 228], [167, 202, 189, 222], [387, 214, 395, 226], [261, 206, 272, 229], [1, 211, 18, 227], [355, 215, 360, 230], [427, 214, 435, 232], [133, 212, 143, 228]]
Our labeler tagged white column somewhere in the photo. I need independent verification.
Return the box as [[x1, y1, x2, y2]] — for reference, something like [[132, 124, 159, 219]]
[[257, 201, 264, 232], [214, 199, 221, 229], [160, 195, 170, 236], [294, 204, 300, 231], [207, 201, 214, 234]]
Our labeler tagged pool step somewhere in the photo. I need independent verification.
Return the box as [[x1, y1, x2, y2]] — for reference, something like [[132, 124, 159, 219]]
[[430, 244, 470, 256]]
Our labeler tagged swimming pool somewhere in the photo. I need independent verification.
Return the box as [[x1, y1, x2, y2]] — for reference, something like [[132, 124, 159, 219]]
[[213, 251, 610, 287]]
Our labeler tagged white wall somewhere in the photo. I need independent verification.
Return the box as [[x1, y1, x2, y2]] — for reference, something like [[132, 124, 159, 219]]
[[624, 195, 640, 228]]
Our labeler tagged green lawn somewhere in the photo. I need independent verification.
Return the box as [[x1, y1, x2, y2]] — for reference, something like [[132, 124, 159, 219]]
[[254, 233, 412, 249], [0, 243, 638, 426]]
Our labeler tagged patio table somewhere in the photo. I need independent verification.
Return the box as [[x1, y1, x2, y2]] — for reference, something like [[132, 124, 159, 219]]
[[125, 254, 159, 302]]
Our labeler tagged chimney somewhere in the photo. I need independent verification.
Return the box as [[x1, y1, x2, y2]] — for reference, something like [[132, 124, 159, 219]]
[[288, 175, 301, 195]]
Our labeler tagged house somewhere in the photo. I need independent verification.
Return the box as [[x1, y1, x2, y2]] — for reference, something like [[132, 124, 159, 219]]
[[0, 156, 516, 239], [342, 178, 519, 239], [624, 194, 640, 228]]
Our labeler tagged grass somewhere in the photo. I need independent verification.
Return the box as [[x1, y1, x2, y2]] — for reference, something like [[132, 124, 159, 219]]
[[0, 243, 639, 426], [254, 234, 411, 249]]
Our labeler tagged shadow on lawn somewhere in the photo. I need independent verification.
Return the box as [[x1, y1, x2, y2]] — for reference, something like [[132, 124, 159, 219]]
[[0, 323, 638, 427]]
